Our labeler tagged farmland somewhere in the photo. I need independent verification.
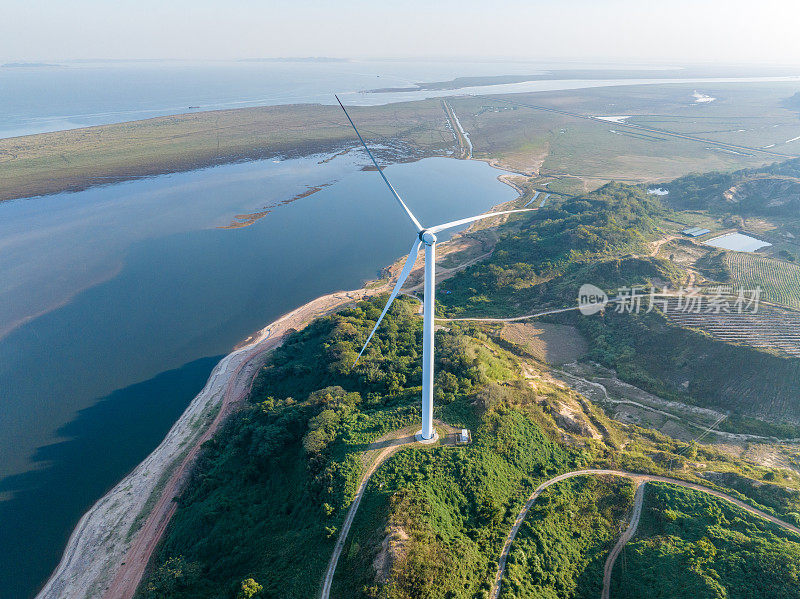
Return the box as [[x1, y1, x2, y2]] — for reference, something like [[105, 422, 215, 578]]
[[661, 298, 800, 357], [5, 81, 800, 202], [725, 252, 800, 309]]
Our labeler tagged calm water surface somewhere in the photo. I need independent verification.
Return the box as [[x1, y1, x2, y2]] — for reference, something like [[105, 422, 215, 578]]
[[3, 60, 799, 138], [0, 60, 550, 137], [0, 154, 517, 598]]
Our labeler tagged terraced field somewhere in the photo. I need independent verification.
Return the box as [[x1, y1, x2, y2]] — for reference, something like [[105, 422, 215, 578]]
[[725, 252, 800, 309], [661, 297, 800, 357]]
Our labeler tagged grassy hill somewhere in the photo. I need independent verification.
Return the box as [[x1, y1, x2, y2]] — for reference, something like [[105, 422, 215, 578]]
[[612, 482, 800, 598], [501, 476, 636, 599], [139, 175, 800, 599], [437, 181, 800, 431], [138, 297, 592, 599], [665, 158, 800, 217], [437, 182, 669, 318]]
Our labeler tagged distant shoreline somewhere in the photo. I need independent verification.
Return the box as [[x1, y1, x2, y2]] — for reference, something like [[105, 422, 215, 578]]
[[0, 100, 449, 203], [5, 72, 800, 203]]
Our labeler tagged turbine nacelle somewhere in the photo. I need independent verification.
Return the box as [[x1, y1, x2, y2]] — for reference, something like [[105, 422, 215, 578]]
[[419, 230, 438, 245]]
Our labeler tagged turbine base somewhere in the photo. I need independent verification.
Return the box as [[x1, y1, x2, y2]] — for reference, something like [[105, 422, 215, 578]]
[[415, 429, 439, 444]]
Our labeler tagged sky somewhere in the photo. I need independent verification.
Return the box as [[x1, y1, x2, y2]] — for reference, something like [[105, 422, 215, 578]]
[[3, 0, 800, 65]]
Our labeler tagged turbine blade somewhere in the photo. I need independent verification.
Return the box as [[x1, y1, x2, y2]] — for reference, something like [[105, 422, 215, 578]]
[[335, 95, 423, 232], [428, 208, 535, 234], [355, 238, 422, 365]]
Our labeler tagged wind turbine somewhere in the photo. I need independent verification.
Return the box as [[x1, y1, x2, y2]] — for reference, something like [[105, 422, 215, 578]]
[[336, 96, 533, 441]]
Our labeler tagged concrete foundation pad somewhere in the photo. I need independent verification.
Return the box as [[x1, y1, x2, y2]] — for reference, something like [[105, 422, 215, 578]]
[[415, 429, 439, 444]]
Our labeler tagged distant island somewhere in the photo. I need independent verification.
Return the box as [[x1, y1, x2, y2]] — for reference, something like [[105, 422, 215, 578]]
[[239, 57, 350, 63], [2, 62, 62, 68]]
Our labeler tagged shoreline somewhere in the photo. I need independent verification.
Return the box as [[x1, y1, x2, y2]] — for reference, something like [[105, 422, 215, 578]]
[[36, 284, 387, 599], [0, 100, 452, 203], [35, 155, 527, 598]]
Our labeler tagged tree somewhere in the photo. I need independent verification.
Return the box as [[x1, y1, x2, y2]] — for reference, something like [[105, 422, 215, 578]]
[[237, 578, 263, 599], [144, 556, 199, 598]]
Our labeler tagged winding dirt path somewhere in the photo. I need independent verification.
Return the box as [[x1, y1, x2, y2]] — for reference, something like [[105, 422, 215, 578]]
[[491, 469, 800, 599], [320, 431, 417, 599], [649, 235, 675, 257], [601, 482, 646, 599], [320, 424, 459, 599]]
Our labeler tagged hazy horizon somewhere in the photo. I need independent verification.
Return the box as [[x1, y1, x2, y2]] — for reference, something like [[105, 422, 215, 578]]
[[4, 0, 800, 65]]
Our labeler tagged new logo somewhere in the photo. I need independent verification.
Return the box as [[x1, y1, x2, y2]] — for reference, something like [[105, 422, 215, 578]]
[[578, 284, 608, 315]]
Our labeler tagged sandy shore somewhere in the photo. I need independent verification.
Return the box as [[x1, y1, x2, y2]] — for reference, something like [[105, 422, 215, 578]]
[[36, 168, 526, 599], [35, 284, 383, 599]]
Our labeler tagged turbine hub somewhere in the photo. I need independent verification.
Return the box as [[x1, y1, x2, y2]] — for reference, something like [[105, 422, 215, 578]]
[[420, 230, 437, 245]]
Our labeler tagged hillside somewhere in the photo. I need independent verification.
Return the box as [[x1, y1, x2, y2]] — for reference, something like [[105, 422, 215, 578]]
[[665, 158, 800, 217], [140, 291, 800, 599], [137, 297, 590, 599], [437, 182, 670, 318], [437, 182, 800, 430], [138, 177, 800, 599], [612, 483, 800, 598]]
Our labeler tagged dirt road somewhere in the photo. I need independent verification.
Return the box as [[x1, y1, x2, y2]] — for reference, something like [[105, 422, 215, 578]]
[[601, 482, 646, 599], [320, 424, 459, 599], [491, 469, 800, 599], [320, 430, 418, 599]]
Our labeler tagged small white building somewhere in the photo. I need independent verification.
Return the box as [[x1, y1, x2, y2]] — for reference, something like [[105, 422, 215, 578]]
[[459, 429, 471, 444]]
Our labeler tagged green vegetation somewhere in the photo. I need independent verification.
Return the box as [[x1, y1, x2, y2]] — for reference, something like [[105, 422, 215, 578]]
[[694, 249, 731, 283], [138, 297, 423, 598], [438, 182, 668, 318], [502, 476, 636, 599], [612, 483, 800, 598], [702, 472, 800, 521], [725, 252, 800, 309], [139, 164, 800, 599], [140, 296, 587, 599], [572, 308, 800, 429], [436, 180, 800, 429], [667, 158, 800, 217], [332, 405, 576, 599]]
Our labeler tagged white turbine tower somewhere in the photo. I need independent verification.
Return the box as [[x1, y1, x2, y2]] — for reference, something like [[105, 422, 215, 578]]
[[337, 96, 533, 441]]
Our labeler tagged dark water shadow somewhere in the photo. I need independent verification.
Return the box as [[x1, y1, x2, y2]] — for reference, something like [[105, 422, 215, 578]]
[[0, 354, 222, 599]]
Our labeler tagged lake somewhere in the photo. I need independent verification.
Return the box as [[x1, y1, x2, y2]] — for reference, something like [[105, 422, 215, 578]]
[[704, 232, 773, 252], [0, 154, 518, 599]]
